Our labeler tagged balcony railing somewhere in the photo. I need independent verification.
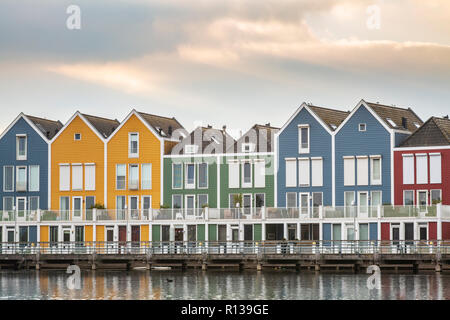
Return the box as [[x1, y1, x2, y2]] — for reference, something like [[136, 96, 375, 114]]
[[0, 205, 448, 223]]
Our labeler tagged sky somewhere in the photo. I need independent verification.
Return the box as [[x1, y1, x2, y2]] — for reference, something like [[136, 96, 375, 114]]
[[0, 0, 449, 137]]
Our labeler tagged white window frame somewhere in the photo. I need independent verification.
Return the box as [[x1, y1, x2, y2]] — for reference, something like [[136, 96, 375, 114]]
[[417, 190, 428, 213], [116, 164, 126, 190], [16, 134, 27, 161], [356, 156, 369, 186], [402, 154, 414, 185], [141, 163, 152, 190], [28, 165, 40, 192], [299, 192, 310, 216], [71, 163, 83, 191], [415, 153, 428, 184], [286, 192, 297, 208], [370, 156, 382, 185], [343, 156, 355, 186], [2, 196, 14, 211], [403, 190, 414, 206], [172, 194, 183, 209], [359, 123, 366, 132], [298, 124, 310, 154], [198, 194, 209, 208], [429, 153, 442, 184], [128, 164, 139, 190], [84, 163, 96, 191], [172, 163, 183, 189], [198, 162, 208, 189], [185, 163, 196, 189], [16, 165, 27, 192], [3, 166, 14, 192], [285, 158, 297, 187], [357, 191, 369, 216], [241, 161, 252, 188], [128, 132, 139, 158], [431, 189, 442, 205], [311, 157, 323, 187], [29, 196, 40, 211], [370, 190, 382, 207]]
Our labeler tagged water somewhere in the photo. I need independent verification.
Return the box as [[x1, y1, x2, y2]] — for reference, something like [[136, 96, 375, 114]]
[[0, 270, 449, 300]]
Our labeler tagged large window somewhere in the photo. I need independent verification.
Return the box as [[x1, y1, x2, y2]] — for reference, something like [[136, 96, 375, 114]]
[[298, 125, 309, 153], [402, 154, 414, 184], [357, 156, 368, 186], [228, 161, 239, 188], [3, 197, 13, 211], [431, 190, 442, 205], [285, 159, 297, 187], [254, 160, 265, 188], [116, 164, 126, 190], [343, 157, 355, 186], [3, 166, 14, 192], [312, 192, 322, 216], [84, 164, 96, 191], [60, 196, 70, 214], [370, 156, 381, 185], [141, 164, 152, 190], [298, 158, 309, 186], [116, 196, 126, 219], [417, 190, 428, 212], [198, 194, 208, 209], [198, 163, 208, 188], [416, 154, 428, 184], [430, 153, 442, 184], [29, 196, 39, 211], [129, 164, 139, 189], [59, 164, 70, 191], [71, 164, 82, 190], [172, 194, 182, 209], [16, 135, 27, 160], [16, 166, 27, 191], [404, 190, 414, 205], [29, 165, 39, 192], [286, 192, 297, 208], [242, 162, 252, 188], [185, 163, 195, 189], [129, 133, 139, 157], [299, 193, 309, 215], [172, 163, 182, 189], [311, 158, 323, 187]]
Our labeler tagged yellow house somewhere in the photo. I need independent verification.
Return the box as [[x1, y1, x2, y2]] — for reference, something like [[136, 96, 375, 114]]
[[48, 112, 119, 243], [106, 110, 184, 242]]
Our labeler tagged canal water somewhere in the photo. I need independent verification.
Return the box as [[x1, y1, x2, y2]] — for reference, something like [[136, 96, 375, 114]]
[[0, 270, 449, 300]]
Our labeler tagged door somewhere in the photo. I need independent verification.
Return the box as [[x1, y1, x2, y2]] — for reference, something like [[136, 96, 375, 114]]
[[62, 228, 71, 243], [333, 224, 341, 251], [85, 196, 95, 220], [288, 224, 297, 240], [345, 192, 355, 217], [419, 225, 427, 241], [392, 225, 400, 245], [243, 194, 252, 216], [16, 197, 26, 221], [118, 226, 127, 250], [19, 226, 28, 247], [417, 191, 428, 213], [299, 193, 309, 216], [244, 225, 253, 241], [131, 226, 140, 247], [75, 226, 84, 247], [359, 223, 369, 251], [370, 191, 381, 217], [175, 228, 184, 241], [129, 196, 139, 220], [405, 223, 414, 245], [358, 192, 368, 218], [142, 196, 152, 220], [72, 197, 82, 220]]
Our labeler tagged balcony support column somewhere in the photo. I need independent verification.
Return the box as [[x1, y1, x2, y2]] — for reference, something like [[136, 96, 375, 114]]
[[437, 204, 442, 241]]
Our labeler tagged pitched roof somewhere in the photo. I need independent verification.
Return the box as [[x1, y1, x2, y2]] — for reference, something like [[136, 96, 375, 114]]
[[136, 111, 184, 139], [399, 117, 450, 147], [169, 126, 236, 155], [81, 114, 120, 139], [365, 101, 423, 132], [25, 115, 63, 140], [307, 105, 350, 131], [229, 123, 279, 153]]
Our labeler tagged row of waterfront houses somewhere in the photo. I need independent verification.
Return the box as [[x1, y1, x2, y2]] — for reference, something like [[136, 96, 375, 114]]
[[0, 99, 449, 246]]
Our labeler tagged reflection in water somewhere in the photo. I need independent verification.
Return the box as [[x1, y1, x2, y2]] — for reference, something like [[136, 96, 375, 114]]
[[0, 270, 449, 300]]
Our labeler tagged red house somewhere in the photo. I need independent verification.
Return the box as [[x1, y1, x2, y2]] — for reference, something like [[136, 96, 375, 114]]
[[393, 116, 450, 240]]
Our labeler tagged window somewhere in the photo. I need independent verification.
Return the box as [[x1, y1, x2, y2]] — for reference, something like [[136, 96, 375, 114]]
[[358, 192, 368, 215], [430, 153, 442, 184], [312, 192, 322, 216], [242, 143, 255, 153], [299, 193, 309, 215], [370, 156, 381, 185], [343, 157, 355, 186], [16, 135, 27, 160], [74, 133, 81, 140], [311, 157, 323, 187], [27, 165, 39, 192], [172, 194, 182, 209], [357, 156, 368, 186], [185, 163, 195, 189], [172, 163, 182, 189], [116, 196, 126, 218], [416, 154, 428, 184], [242, 162, 252, 188], [71, 164, 82, 190], [359, 123, 366, 132], [60, 196, 70, 213], [129, 164, 139, 189], [228, 161, 239, 188], [371, 191, 382, 208], [16, 166, 27, 191], [243, 194, 252, 215], [402, 154, 414, 184], [417, 190, 428, 212], [404, 190, 414, 206], [59, 164, 70, 191], [198, 163, 208, 188], [286, 192, 297, 208], [298, 125, 309, 153], [298, 158, 309, 186], [255, 193, 265, 208], [141, 164, 152, 190], [3, 197, 13, 211], [386, 118, 396, 127], [285, 159, 297, 187], [431, 190, 442, 205], [229, 194, 238, 208], [3, 166, 14, 192], [185, 145, 198, 154], [254, 160, 265, 188], [198, 194, 208, 209], [116, 164, 126, 190], [84, 164, 96, 191], [128, 133, 139, 157]]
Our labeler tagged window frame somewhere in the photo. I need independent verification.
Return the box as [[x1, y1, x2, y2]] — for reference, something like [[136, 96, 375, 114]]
[[417, 190, 428, 212], [141, 163, 152, 190], [3, 166, 14, 192], [358, 123, 366, 132], [116, 164, 126, 190], [298, 124, 310, 154], [128, 132, 139, 158], [74, 133, 82, 141], [241, 161, 252, 188], [185, 163, 196, 189], [431, 189, 442, 205], [16, 165, 27, 192], [28, 165, 40, 192], [16, 134, 27, 161], [403, 190, 414, 206], [128, 164, 139, 190], [172, 163, 183, 189], [286, 192, 297, 208], [198, 162, 208, 189], [370, 156, 382, 185]]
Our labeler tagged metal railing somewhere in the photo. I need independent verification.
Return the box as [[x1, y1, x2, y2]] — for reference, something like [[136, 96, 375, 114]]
[[0, 240, 449, 255]]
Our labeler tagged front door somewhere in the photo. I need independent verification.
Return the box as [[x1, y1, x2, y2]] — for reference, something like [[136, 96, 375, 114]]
[[244, 224, 253, 241], [131, 226, 140, 247], [175, 228, 184, 241], [16, 197, 26, 221], [392, 225, 400, 245], [75, 226, 84, 245], [73, 197, 82, 220]]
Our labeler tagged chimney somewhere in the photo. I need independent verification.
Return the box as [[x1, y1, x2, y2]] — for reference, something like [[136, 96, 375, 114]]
[[265, 123, 270, 127], [401, 117, 407, 129], [444, 115, 449, 119], [168, 125, 173, 136], [207, 124, 212, 129], [222, 125, 226, 131]]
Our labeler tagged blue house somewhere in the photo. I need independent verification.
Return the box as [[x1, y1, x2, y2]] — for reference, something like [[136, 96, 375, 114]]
[[276, 103, 349, 239], [334, 100, 423, 218], [0, 113, 62, 237]]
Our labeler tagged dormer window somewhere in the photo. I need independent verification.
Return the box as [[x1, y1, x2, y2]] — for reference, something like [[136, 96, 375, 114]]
[[185, 145, 198, 154], [242, 143, 255, 153], [359, 123, 366, 132], [386, 118, 396, 127], [16, 135, 27, 160], [74, 133, 81, 141]]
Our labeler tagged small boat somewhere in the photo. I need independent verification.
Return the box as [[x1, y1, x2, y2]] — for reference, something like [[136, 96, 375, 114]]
[[152, 266, 172, 270]]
